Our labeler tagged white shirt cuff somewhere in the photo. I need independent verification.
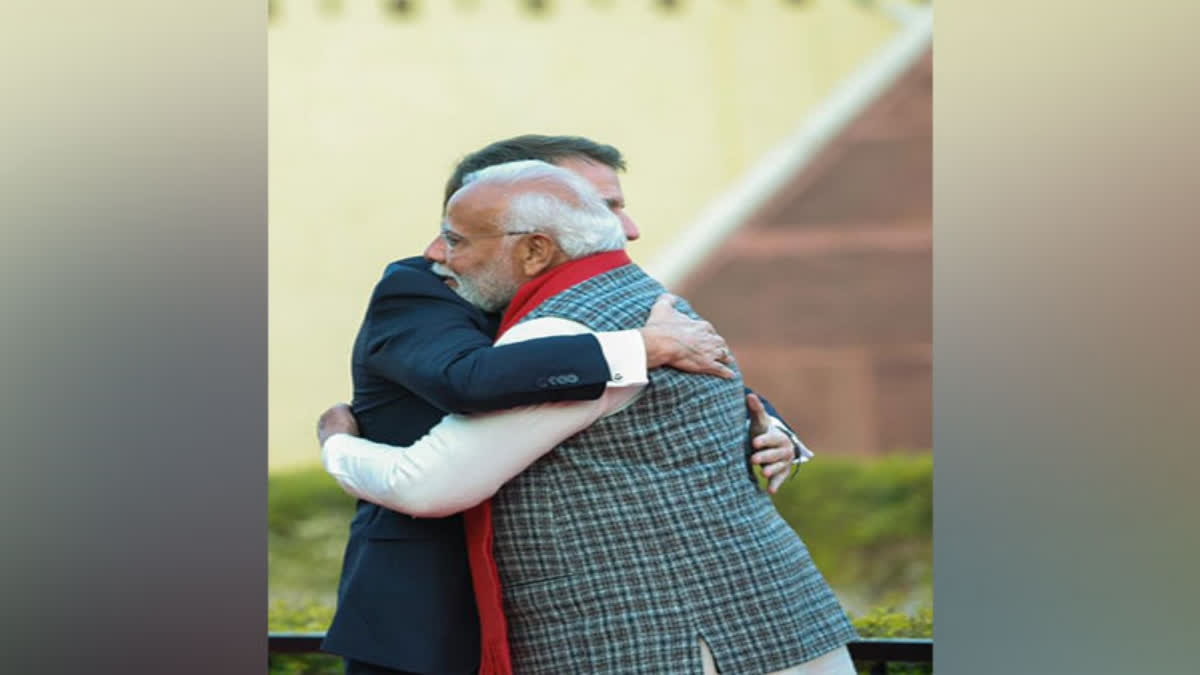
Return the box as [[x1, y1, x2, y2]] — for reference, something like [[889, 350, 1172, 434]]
[[770, 415, 814, 464], [594, 329, 649, 388]]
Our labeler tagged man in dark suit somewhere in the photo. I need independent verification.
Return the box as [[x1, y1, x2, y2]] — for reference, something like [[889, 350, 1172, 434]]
[[320, 136, 808, 674]]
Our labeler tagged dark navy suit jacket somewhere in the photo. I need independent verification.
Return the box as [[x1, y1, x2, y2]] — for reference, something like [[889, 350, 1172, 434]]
[[321, 258, 614, 673], [321, 257, 795, 673]]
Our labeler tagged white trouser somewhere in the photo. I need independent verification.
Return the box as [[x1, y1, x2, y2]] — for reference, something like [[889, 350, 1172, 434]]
[[698, 638, 856, 675]]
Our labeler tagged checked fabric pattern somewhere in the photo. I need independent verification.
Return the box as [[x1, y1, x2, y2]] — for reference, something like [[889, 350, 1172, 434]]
[[489, 263, 858, 674]]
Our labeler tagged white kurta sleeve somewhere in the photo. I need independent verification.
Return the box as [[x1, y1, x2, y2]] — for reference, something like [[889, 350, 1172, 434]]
[[323, 317, 646, 517]]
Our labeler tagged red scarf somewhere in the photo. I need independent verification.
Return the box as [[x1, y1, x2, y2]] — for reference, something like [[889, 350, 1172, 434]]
[[464, 249, 632, 675]]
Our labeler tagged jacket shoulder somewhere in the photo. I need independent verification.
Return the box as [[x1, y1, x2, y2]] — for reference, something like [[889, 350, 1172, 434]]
[[371, 257, 453, 299], [364, 257, 487, 330]]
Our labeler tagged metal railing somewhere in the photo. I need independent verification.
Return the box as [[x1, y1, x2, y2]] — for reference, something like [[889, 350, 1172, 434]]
[[268, 633, 932, 673]]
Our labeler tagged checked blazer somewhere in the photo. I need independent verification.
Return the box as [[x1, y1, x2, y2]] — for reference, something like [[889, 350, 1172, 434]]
[[490, 263, 858, 674]]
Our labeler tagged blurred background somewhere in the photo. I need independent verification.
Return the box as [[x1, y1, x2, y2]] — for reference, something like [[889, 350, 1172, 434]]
[[268, 0, 931, 669]]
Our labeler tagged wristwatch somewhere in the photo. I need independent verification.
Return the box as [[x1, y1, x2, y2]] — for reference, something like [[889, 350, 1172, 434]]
[[770, 417, 813, 480]]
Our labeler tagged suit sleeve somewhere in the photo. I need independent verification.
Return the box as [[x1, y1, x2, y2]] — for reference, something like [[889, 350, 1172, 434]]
[[360, 266, 614, 414]]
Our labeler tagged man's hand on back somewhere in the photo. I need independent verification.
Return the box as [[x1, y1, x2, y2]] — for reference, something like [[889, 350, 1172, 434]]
[[317, 402, 360, 446], [746, 393, 797, 494], [639, 293, 735, 379]]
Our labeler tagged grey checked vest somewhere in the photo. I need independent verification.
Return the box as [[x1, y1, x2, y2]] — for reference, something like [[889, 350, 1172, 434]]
[[491, 263, 857, 674]]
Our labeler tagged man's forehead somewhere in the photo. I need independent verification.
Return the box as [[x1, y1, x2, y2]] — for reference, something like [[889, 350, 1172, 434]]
[[446, 182, 507, 230], [443, 209, 497, 235]]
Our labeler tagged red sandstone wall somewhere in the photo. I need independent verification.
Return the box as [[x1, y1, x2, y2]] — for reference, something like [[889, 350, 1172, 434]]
[[678, 51, 932, 457]]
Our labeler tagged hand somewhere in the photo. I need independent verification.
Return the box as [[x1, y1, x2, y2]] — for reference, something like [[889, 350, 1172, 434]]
[[639, 293, 735, 379], [746, 393, 796, 494], [317, 402, 360, 446]]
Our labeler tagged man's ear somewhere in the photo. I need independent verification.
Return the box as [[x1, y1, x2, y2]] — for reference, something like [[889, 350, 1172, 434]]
[[519, 233, 562, 277]]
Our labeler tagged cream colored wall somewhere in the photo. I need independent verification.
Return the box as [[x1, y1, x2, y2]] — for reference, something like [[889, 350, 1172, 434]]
[[269, 0, 898, 470]]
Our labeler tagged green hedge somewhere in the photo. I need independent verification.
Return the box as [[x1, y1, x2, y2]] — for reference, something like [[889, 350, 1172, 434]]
[[852, 605, 933, 638], [850, 606, 934, 674], [268, 652, 343, 675], [769, 453, 932, 611], [268, 466, 357, 537], [268, 598, 339, 675]]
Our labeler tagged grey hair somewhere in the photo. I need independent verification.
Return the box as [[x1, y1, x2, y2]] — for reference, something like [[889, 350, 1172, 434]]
[[460, 159, 626, 259]]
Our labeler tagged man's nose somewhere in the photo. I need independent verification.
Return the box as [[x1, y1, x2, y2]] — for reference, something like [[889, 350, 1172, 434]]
[[622, 215, 641, 241], [423, 236, 446, 262]]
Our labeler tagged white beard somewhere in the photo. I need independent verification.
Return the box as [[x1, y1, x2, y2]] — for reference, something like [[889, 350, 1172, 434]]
[[430, 259, 520, 313]]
